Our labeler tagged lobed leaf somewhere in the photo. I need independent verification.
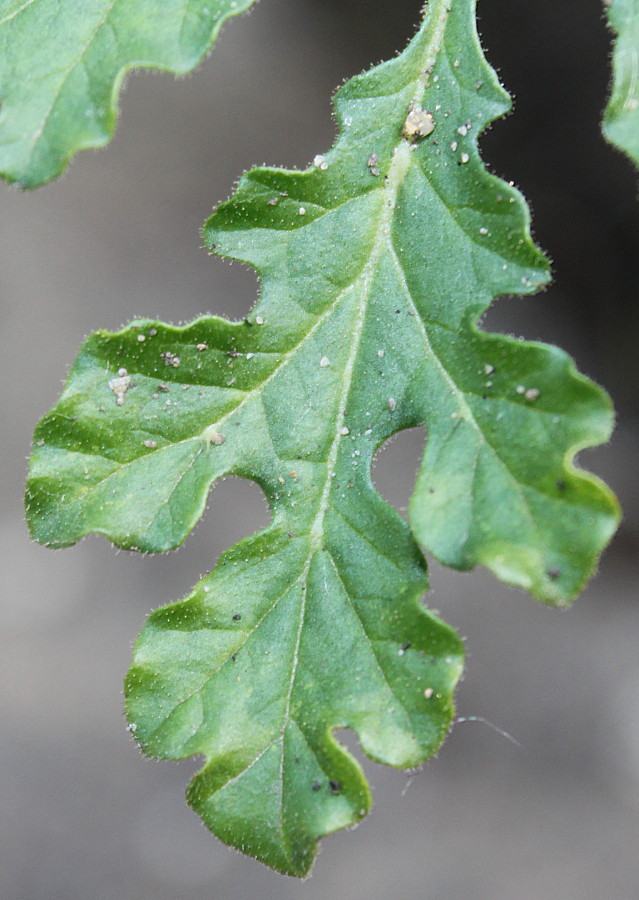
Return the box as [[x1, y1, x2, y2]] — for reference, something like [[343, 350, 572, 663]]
[[603, 0, 639, 167], [26, 0, 619, 876], [0, 0, 256, 188]]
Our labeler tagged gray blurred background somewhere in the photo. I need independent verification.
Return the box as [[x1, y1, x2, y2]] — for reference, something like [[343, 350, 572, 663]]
[[1, 1, 638, 897]]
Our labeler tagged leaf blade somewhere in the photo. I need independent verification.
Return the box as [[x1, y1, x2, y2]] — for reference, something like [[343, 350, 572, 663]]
[[27, 0, 619, 874]]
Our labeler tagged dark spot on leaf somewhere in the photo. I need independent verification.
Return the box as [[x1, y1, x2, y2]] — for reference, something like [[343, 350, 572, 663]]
[[311, 781, 322, 792], [401, 642, 411, 652], [556, 481, 566, 491], [329, 780, 342, 795], [232, 614, 242, 621], [547, 567, 561, 580]]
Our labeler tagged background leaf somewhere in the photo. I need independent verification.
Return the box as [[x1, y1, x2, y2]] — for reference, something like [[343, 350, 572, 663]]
[[0, 0, 256, 188], [603, 0, 639, 167], [26, 0, 619, 876]]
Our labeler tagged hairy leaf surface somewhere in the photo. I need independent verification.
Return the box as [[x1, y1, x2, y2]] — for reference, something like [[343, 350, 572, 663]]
[[604, 0, 639, 166], [27, 0, 619, 876], [0, 0, 256, 188]]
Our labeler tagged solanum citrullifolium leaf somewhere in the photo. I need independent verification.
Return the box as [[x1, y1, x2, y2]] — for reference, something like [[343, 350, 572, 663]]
[[0, 0, 256, 188], [27, 0, 619, 877], [604, 0, 639, 167]]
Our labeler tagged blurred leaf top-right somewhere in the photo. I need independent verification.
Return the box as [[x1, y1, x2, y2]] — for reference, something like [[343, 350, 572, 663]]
[[604, 0, 639, 167]]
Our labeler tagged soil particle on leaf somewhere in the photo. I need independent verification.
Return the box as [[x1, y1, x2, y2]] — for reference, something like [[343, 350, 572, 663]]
[[160, 351, 180, 367], [204, 426, 226, 446], [367, 152, 380, 176], [403, 107, 435, 140], [108, 369, 131, 406]]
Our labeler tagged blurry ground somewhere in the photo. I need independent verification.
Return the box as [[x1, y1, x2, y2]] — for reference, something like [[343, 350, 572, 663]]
[[1, 1, 638, 898]]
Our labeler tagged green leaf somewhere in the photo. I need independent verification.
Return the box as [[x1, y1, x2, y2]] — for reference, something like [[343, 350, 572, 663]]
[[603, 0, 639, 167], [26, 0, 619, 876], [0, 0, 256, 188]]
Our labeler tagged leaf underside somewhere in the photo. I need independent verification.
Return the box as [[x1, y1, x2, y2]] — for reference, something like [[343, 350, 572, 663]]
[[0, 0, 256, 188], [604, 0, 639, 167], [27, 0, 619, 877]]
